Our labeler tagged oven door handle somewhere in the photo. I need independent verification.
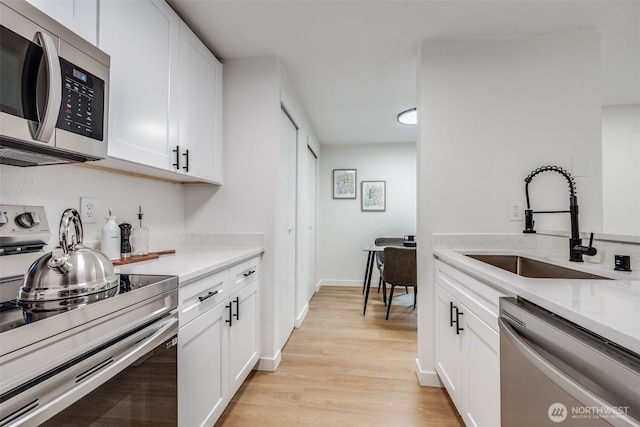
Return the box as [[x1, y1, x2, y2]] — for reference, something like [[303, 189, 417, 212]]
[[499, 318, 638, 427], [7, 315, 178, 427]]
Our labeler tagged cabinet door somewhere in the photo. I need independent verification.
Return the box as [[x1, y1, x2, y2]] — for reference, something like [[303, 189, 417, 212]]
[[435, 284, 463, 407], [461, 307, 501, 427], [178, 22, 223, 183], [178, 301, 229, 427], [99, 0, 179, 172], [228, 280, 260, 396], [27, 0, 98, 45]]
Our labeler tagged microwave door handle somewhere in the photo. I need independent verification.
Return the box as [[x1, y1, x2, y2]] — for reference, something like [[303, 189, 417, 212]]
[[31, 31, 62, 142]]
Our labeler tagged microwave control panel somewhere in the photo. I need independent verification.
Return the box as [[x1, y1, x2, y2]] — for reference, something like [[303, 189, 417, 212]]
[[56, 58, 105, 141]]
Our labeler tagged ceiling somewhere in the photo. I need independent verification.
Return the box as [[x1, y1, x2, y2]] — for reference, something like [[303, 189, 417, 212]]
[[168, 1, 640, 146]]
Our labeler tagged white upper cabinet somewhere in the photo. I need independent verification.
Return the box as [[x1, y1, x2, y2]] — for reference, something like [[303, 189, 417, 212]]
[[98, 0, 180, 172], [178, 22, 223, 184], [26, 0, 98, 45], [98, 0, 222, 184]]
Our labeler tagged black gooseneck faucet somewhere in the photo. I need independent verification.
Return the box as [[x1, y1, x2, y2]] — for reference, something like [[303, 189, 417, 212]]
[[523, 165, 597, 262]]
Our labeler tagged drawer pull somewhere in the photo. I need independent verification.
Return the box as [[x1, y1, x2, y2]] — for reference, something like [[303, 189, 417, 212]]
[[243, 270, 256, 278], [198, 290, 219, 302]]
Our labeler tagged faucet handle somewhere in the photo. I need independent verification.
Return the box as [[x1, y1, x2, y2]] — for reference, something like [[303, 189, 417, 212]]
[[573, 233, 597, 257]]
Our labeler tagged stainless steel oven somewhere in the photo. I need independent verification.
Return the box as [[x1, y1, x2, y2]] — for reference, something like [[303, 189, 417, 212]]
[[499, 297, 640, 427], [0, 274, 178, 426]]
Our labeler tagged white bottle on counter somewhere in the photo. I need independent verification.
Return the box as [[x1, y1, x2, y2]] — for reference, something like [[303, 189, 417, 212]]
[[101, 210, 121, 261]]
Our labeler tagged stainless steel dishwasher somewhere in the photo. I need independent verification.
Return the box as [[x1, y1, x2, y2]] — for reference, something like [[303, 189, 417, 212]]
[[499, 297, 640, 427]]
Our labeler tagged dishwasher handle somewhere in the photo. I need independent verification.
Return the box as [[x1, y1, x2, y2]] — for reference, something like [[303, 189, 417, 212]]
[[499, 318, 639, 427]]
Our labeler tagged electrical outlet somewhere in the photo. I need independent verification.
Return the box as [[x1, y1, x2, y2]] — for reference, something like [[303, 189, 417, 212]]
[[80, 197, 97, 224], [509, 200, 523, 221]]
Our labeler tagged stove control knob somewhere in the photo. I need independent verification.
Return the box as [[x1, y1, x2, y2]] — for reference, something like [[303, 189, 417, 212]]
[[15, 212, 41, 229], [0, 212, 7, 228]]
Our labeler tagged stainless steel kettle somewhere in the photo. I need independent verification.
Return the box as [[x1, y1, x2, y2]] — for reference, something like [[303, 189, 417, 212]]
[[19, 209, 118, 302]]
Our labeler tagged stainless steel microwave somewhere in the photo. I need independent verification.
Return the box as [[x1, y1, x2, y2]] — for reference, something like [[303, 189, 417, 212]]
[[0, 0, 109, 166]]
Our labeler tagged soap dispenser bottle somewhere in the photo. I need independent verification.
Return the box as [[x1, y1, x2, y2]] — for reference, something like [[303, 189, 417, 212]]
[[101, 209, 121, 261], [132, 205, 149, 256]]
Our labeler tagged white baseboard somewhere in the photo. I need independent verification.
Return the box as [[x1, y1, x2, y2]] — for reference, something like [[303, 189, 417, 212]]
[[317, 279, 362, 288], [294, 302, 309, 328], [256, 350, 281, 372], [415, 358, 443, 387]]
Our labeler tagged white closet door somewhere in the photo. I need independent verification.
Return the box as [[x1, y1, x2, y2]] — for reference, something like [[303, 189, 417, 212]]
[[306, 145, 318, 297], [279, 108, 297, 346]]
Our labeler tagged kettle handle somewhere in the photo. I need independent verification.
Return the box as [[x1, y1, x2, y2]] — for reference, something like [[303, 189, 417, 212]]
[[59, 209, 84, 254]]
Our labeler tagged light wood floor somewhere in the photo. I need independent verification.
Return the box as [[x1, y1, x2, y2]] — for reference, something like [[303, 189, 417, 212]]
[[215, 286, 464, 426]]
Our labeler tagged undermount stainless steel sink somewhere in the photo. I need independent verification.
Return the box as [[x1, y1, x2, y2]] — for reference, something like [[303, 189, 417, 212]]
[[465, 254, 612, 280]]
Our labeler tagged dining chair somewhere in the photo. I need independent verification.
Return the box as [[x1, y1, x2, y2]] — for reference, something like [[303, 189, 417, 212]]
[[374, 237, 405, 301], [381, 246, 417, 320]]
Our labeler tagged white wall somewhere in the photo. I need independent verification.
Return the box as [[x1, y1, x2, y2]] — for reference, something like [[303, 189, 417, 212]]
[[416, 31, 602, 386], [0, 164, 185, 247], [317, 142, 416, 286], [602, 104, 640, 235], [184, 56, 321, 369], [0, 164, 185, 277]]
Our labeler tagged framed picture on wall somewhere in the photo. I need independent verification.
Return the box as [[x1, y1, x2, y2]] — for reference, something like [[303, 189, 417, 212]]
[[361, 181, 386, 211], [333, 169, 357, 199]]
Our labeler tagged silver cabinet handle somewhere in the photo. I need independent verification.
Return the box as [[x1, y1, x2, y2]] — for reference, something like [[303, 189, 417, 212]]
[[499, 318, 638, 427], [31, 31, 62, 142]]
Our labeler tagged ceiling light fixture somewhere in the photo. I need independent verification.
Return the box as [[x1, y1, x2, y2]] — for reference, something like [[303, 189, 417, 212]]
[[397, 108, 417, 125]]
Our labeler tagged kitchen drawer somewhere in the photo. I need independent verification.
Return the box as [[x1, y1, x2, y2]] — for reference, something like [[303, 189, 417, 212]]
[[229, 257, 260, 294], [179, 269, 229, 327]]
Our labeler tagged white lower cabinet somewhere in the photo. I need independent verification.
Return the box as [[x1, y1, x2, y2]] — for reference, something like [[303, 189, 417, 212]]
[[435, 285, 463, 408], [463, 307, 500, 427], [177, 257, 260, 427], [435, 260, 504, 427], [179, 299, 228, 427], [228, 280, 260, 395]]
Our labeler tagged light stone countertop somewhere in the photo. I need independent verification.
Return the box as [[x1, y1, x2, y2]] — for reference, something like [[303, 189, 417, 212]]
[[114, 246, 264, 285], [434, 248, 640, 355]]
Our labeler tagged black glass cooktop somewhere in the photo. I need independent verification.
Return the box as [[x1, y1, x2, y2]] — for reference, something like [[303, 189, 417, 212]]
[[0, 274, 176, 334]]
